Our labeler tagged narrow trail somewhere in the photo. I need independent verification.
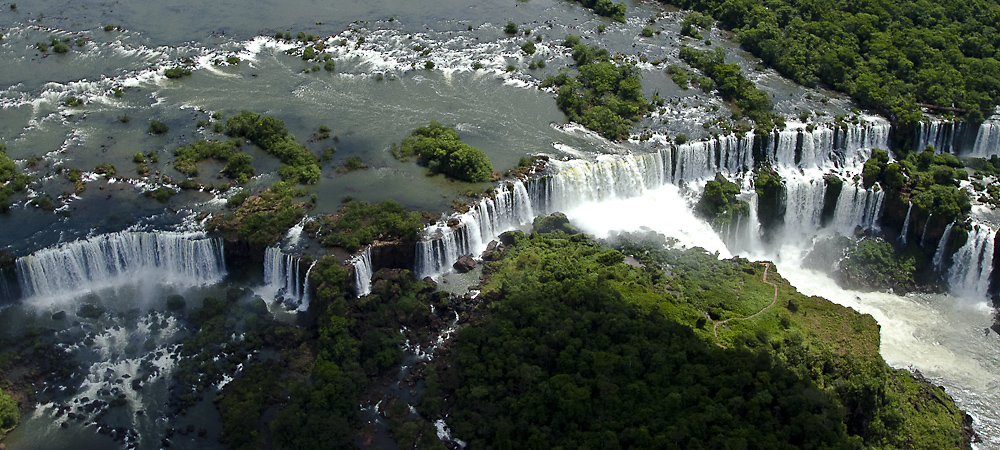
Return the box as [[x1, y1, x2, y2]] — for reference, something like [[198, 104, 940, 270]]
[[713, 262, 779, 348]]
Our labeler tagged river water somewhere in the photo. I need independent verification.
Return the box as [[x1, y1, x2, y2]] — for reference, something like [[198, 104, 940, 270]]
[[3, 0, 1000, 448]]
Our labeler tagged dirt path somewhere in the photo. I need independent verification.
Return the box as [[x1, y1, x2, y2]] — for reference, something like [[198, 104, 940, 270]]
[[713, 262, 779, 348]]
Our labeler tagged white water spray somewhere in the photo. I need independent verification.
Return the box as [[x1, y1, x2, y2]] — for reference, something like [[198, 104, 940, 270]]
[[15, 231, 225, 301]]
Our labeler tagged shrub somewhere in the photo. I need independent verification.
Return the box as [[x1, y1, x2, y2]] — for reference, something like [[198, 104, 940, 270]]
[[324, 60, 335, 71], [504, 21, 518, 35], [424, 60, 435, 70], [103, 24, 114, 31], [339, 156, 366, 173], [148, 187, 175, 203], [164, 67, 192, 79], [94, 163, 116, 176], [641, 26, 654, 37], [521, 40, 535, 55], [149, 120, 169, 134]]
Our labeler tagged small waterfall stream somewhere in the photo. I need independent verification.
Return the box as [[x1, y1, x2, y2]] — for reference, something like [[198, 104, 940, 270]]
[[932, 222, 955, 271], [353, 246, 373, 297], [899, 203, 913, 245]]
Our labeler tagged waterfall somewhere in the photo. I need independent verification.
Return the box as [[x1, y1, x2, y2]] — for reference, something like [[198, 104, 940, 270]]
[[948, 224, 995, 299], [781, 175, 826, 237], [768, 120, 890, 169], [416, 181, 536, 277], [972, 120, 1000, 158], [299, 260, 316, 312], [920, 214, 933, 248], [352, 246, 373, 297], [415, 120, 892, 277], [15, 231, 225, 299], [932, 221, 955, 271], [670, 134, 753, 182], [899, 203, 913, 245], [829, 181, 884, 234], [262, 247, 311, 308]]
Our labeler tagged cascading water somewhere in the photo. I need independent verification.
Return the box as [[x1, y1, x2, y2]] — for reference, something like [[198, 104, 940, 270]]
[[15, 231, 226, 300], [916, 121, 971, 154], [932, 221, 955, 271], [781, 176, 827, 237], [353, 246, 373, 297], [948, 224, 996, 299], [920, 214, 933, 248], [829, 181, 884, 234], [262, 247, 313, 308], [899, 203, 913, 245], [972, 120, 1000, 158], [416, 121, 894, 277], [415, 181, 535, 277]]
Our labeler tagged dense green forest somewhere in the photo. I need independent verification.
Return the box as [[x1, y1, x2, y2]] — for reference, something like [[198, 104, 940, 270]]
[[422, 227, 971, 449], [665, 0, 1000, 125]]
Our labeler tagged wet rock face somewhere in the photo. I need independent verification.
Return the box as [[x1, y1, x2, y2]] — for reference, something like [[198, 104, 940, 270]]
[[452, 255, 476, 273]]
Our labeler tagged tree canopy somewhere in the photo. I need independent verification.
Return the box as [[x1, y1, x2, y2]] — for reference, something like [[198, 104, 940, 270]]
[[665, 0, 1000, 124], [395, 121, 494, 182]]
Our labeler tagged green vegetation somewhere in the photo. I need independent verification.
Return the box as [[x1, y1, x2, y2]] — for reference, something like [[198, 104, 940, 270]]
[[541, 38, 652, 140], [839, 238, 926, 292], [210, 182, 308, 248], [66, 168, 85, 193], [164, 67, 192, 79], [147, 186, 176, 203], [217, 258, 451, 450], [94, 163, 116, 177], [521, 40, 536, 55], [172, 139, 255, 183], [0, 387, 15, 436], [339, 155, 366, 173], [504, 21, 518, 35], [679, 46, 782, 128], [225, 110, 321, 184], [566, 0, 627, 22], [148, 120, 169, 135], [664, 0, 1000, 125], [754, 168, 784, 240], [423, 229, 972, 449], [697, 173, 750, 228], [314, 200, 424, 252], [863, 147, 970, 225], [681, 11, 713, 39], [0, 144, 30, 212], [393, 121, 494, 182]]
